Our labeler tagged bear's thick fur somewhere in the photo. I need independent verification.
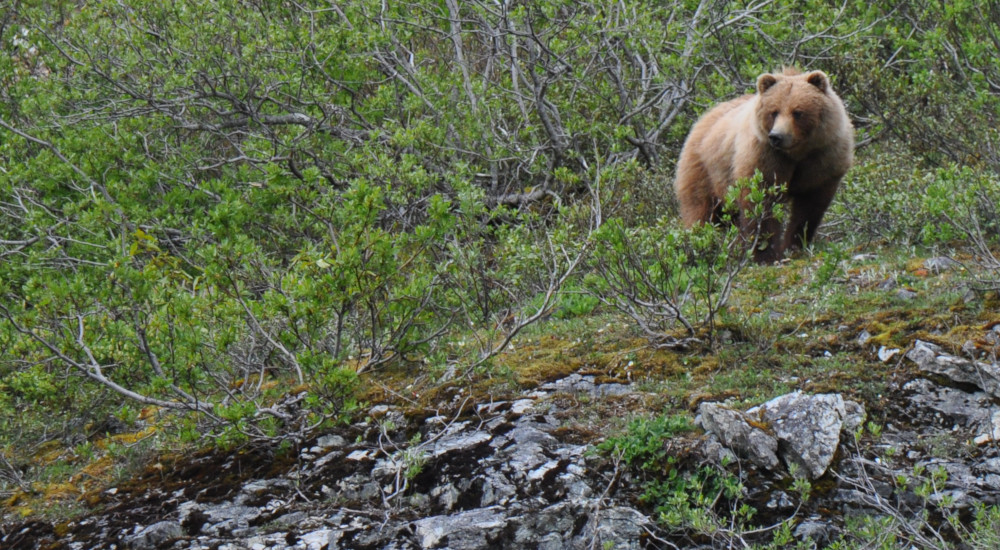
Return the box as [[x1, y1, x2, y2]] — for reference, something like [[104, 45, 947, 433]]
[[673, 68, 853, 262]]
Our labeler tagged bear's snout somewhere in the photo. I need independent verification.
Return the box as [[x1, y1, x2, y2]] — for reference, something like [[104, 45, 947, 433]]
[[768, 131, 789, 149]]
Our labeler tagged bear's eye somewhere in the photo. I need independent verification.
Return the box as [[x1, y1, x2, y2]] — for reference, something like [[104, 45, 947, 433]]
[[792, 110, 804, 120], [770, 111, 779, 120]]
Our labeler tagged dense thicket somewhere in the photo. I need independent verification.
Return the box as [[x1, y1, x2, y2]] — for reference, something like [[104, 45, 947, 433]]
[[1, 1, 998, 445]]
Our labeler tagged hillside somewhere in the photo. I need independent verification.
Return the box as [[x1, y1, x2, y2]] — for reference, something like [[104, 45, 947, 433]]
[[2, 2, 1000, 549]]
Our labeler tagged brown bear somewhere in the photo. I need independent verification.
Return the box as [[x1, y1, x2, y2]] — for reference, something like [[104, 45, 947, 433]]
[[673, 68, 853, 263]]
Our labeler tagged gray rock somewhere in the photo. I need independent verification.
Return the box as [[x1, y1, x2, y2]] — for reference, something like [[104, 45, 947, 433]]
[[573, 505, 651, 550], [895, 288, 918, 300], [558, 468, 593, 499], [539, 373, 595, 394], [316, 434, 347, 449], [431, 482, 461, 511], [242, 478, 292, 495], [878, 277, 898, 290], [511, 399, 535, 414], [513, 501, 578, 545], [975, 411, 1000, 446], [527, 459, 564, 482], [878, 346, 901, 362], [795, 517, 837, 546], [312, 448, 344, 469], [843, 399, 867, 433], [499, 423, 561, 477], [904, 378, 992, 428], [976, 457, 1000, 475], [697, 402, 780, 470], [412, 507, 508, 548], [204, 502, 261, 525], [273, 511, 307, 526], [430, 426, 492, 458], [907, 340, 1000, 398], [766, 491, 794, 510], [857, 330, 871, 347], [754, 392, 854, 479], [297, 528, 331, 549], [479, 469, 518, 506], [537, 374, 631, 398], [328, 522, 400, 549], [127, 521, 183, 550], [594, 383, 632, 397], [700, 433, 738, 465], [336, 474, 381, 501]]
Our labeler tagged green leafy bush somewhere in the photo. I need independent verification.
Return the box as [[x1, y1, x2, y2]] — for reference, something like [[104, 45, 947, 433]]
[[597, 413, 756, 543], [597, 413, 695, 471], [585, 209, 752, 348], [832, 159, 1000, 258]]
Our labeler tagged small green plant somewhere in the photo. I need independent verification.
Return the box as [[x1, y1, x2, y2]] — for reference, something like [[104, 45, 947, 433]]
[[403, 433, 427, 481], [597, 414, 756, 541], [812, 243, 847, 287], [866, 421, 883, 439], [967, 505, 1000, 549], [788, 464, 812, 503], [646, 464, 747, 533], [596, 413, 695, 471], [554, 286, 601, 319]]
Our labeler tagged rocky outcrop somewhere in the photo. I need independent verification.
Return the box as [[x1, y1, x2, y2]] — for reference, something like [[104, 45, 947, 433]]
[[697, 402, 780, 470], [7, 349, 1000, 549], [906, 339, 1000, 444], [697, 392, 866, 479], [126, 520, 184, 550], [907, 339, 1000, 398], [109, 378, 656, 550]]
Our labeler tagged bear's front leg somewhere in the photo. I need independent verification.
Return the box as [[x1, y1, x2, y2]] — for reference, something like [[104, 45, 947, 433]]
[[743, 210, 784, 263], [737, 192, 785, 263], [783, 182, 840, 252]]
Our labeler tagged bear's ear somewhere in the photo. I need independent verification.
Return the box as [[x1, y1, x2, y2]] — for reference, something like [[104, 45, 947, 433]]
[[806, 71, 829, 92], [757, 73, 778, 94]]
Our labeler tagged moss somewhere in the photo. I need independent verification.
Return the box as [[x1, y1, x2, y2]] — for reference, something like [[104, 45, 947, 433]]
[[33, 440, 70, 466], [505, 336, 587, 388], [40, 483, 80, 500], [72, 456, 114, 483], [4, 490, 28, 508], [105, 426, 157, 447]]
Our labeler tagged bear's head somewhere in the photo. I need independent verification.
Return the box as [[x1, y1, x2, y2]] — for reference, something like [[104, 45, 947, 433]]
[[755, 69, 834, 158]]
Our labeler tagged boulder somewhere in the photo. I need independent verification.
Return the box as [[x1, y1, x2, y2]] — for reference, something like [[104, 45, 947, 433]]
[[753, 392, 861, 479], [127, 521, 183, 550], [907, 340, 1000, 398], [700, 392, 866, 479], [411, 507, 508, 548], [697, 402, 780, 470]]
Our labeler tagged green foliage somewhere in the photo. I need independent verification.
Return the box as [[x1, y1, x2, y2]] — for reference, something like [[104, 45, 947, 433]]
[[597, 413, 695, 471], [645, 463, 747, 532], [812, 243, 848, 288], [832, 159, 1000, 253], [2, 3, 1000, 537], [968, 505, 1000, 550], [585, 189, 753, 347], [597, 412, 759, 541], [724, 171, 787, 228]]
